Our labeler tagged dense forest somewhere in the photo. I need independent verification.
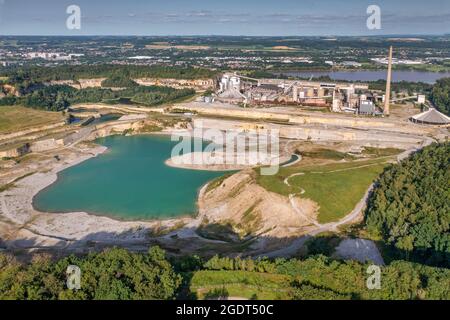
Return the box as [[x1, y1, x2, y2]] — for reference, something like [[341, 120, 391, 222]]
[[365, 143, 450, 267], [0, 247, 448, 300], [430, 78, 450, 115], [0, 65, 204, 110], [0, 247, 181, 300], [1, 65, 217, 83], [368, 80, 433, 95], [0, 85, 195, 111], [101, 76, 138, 88]]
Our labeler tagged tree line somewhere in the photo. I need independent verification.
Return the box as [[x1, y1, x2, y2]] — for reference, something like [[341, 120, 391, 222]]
[[0, 246, 448, 300], [365, 142, 449, 267], [0, 84, 195, 111], [1, 65, 217, 84], [430, 78, 450, 115], [101, 76, 138, 88]]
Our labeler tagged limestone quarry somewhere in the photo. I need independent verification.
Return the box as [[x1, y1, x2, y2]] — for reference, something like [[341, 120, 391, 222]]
[[0, 100, 447, 258]]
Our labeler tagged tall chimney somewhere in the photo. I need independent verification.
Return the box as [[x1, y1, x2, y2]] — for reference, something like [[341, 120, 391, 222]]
[[384, 46, 393, 115]]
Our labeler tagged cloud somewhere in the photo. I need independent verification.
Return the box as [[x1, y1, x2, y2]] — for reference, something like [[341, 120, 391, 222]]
[[186, 10, 212, 17], [78, 9, 450, 33]]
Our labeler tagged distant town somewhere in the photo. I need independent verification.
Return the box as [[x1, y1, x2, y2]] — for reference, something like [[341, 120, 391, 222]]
[[1, 35, 450, 72]]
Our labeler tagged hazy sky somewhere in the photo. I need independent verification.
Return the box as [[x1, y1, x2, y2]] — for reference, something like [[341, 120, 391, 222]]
[[0, 0, 449, 36]]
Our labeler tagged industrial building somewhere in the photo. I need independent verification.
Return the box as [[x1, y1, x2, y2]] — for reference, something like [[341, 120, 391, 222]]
[[358, 100, 376, 115], [410, 108, 450, 126], [216, 72, 371, 112], [215, 47, 395, 117]]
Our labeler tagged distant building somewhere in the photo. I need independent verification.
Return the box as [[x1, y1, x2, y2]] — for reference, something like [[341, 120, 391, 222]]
[[203, 96, 214, 103], [359, 100, 375, 115], [25, 52, 73, 61], [410, 108, 450, 126], [247, 84, 282, 103], [371, 57, 424, 65], [214, 73, 370, 110], [219, 73, 241, 92], [216, 73, 246, 103], [341, 61, 362, 68], [417, 95, 426, 104]]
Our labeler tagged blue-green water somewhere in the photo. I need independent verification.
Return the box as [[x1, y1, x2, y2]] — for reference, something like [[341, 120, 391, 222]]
[[33, 135, 226, 220]]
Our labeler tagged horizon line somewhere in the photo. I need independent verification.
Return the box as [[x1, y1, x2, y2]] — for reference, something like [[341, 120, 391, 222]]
[[0, 33, 448, 37]]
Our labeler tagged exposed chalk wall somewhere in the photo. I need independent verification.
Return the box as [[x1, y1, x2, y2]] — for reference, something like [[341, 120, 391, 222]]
[[77, 78, 106, 89], [87, 121, 146, 140], [134, 78, 214, 90], [30, 139, 63, 152], [193, 118, 424, 147], [71, 103, 165, 114], [0, 144, 30, 158], [0, 122, 66, 142], [179, 103, 430, 135]]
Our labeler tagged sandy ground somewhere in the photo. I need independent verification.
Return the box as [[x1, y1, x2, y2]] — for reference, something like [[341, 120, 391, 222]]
[[166, 151, 290, 171], [198, 170, 316, 240]]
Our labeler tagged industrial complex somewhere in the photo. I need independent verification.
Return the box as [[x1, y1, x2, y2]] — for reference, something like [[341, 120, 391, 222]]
[[211, 46, 427, 117], [216, 73, 375, 113]]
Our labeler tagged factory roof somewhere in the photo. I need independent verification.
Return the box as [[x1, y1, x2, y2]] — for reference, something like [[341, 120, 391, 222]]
[[359, 100, 376, 114], [410, 108, 450, 125], [217, 88, 245, 100], [258, 84, 281, 91]]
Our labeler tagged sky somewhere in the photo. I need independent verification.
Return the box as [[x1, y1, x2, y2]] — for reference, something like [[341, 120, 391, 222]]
[[0, 0, 449, 36]]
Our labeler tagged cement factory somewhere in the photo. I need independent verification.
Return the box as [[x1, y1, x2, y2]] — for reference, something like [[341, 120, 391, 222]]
[[213, 46, 398, 116], [216, 73, 376, 113]]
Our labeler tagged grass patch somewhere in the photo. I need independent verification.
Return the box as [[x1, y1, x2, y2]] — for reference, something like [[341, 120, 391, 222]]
[[256, 168, 292, 195], [235, 201, 263, 237], [205, 173, 233, 193], [190, 270, 293, 300], [290, 163, 387, 223], [169, 108, 198, 114], [362, 147, 403, 157], [256, 158, 390, 223], [138, 123, 162, 133], [300, 148, 355, 160], [0, 106, 65, 134]]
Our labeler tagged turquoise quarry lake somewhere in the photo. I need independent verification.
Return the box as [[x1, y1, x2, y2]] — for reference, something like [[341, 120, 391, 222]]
[[33, 135, 226, 220]]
